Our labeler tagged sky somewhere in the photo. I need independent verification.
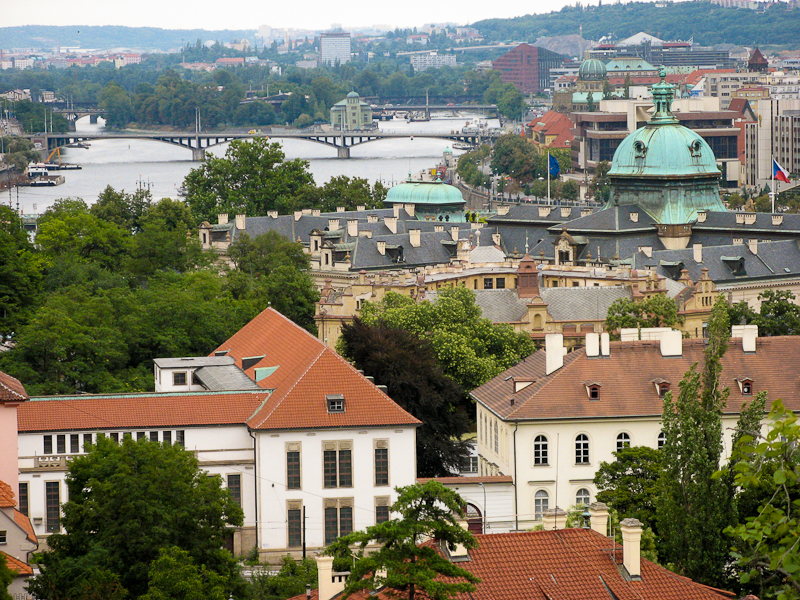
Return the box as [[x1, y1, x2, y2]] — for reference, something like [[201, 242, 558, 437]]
[[0, 0, 591, 32]]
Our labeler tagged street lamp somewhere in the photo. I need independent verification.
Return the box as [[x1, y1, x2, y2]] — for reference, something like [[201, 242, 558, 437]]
[[478, 482, 487, 534]]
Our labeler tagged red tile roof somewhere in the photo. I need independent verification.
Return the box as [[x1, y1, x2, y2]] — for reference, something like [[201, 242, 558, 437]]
[[14, 509, 37, 544], [472, 336, 800, 421], [3, 552, 33, 576], [17, 390, 269, 432], [0, 371, 28, 403], [0, 479, 15, 508], [685, 69, 735, 86], [213, 308, 420, 431]]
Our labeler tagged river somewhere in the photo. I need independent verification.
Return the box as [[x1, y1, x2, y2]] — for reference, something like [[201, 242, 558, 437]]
[[7, 113, 499, 215]]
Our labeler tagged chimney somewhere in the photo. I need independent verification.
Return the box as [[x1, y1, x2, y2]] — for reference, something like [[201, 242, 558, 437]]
[[773, 214, 784, 226], [732, 324, 758, 353], [315, 556, 347, 600], [392, 204, 401, 218], [294, 210, 303, 221], [267, 210, 278, 219], [581, 208, 593, 217], [696, 210, 707, 223], [585, 332, 600, 357], [629, 211, 639, 223], [409, 229, 421, 248], [312, 209, 321, 217], [368, 214, 378, 224], [744, 213, 756, 225], [747, 238, 758, 255], [538, 206, 551, 218], [693, 243, 703, 263], [377, 240, 386, 255], [496, 205, 510, 216], [434, 225, 444, 232], [736, 213, 745, 224], [328, 219, 340, 231], [542, 507, 568, 530], [218, 213, 229, 225], [384, 216, 397, 234], [588, 502, 610, 536], [336, 206, 346, 213], [660, 329, 683, 357], [235, 214, 246, 230], [638, 246, 652, 258], [356, 204, 366, 212], [620, 328, 639, 341], [404, 203, 415, 217], [347, 219, 358, 237], [561, 207, 572, 218], [451, 226, 460, 241], [620, 518, 643, 580], [545, 333, 565, 375], [600, 332, 610, 356]]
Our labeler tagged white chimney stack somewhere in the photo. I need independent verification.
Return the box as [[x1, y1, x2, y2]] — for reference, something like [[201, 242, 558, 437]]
[[451, 226, 460, 241], [693, 243, 703, 263], [620, 518, 643, 580], [384, 216, 397, 234], [600, 332, 610, 356], [542, 507, 568, 530], [235, 214, 246, 230], [315, 556, 347, 600], [218, 213, 229, 224], [347, 219, 358, 238], [660, 329, 683, 357], [377, 241, 386, 256], [589, 502, 609, 536], [409, 229, 421, 248], [732, 324, 758, 353], [545, 333, 565, 375], [748, 238, 758, 255], [585, 332, 600, 357]]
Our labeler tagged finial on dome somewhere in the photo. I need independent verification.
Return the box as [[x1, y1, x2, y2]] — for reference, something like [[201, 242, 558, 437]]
[[649, 65, 678, 126]]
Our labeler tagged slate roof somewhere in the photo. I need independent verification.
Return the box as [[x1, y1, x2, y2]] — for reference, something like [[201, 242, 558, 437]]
[[551, 204, 658, 234], [539, 286, 631, 321], [472, 336, 800, 422], [428, 289, 529, 323], [695, 211, 800, 234], [0, 371, 27, 402], [153, 356, 235, 369], [486, 204, 587, 226], [470, 244, 506, 263], [193, 365, 262, 391]]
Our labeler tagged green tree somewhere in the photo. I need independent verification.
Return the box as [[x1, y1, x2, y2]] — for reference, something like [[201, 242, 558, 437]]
[[497, 88, 527, 120], [98, 83, 134, 129], [28, 436, 243, 600], [590, 160, 612, 203], [36, 210, 132, 271], [489, 134, 540, 183], [0, 136, 40, 171], [0, 555, 14, 600], [248, 555, 317, 600], [559, 179, 579, 201], [754, 289, 800, 336], [339, 318, 471, 477], [90, 186, 152, 233], [325, 481, 480, 600], [317, 176, 385, 212], [605, 295, 684, 339], [655, 295, 733, 587], [140, 547, 227, 600], [227, 231, 309, 276], [0, 206, 44, 336]]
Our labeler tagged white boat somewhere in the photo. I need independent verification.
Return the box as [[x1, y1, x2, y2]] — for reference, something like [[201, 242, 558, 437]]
[[27, 163, 49, 177]]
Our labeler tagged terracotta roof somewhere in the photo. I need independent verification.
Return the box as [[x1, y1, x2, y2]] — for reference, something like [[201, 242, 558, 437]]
[[14, 509, 37, 544], [214, 308, 420, 431], [18, 390, 269, 432], [417, 475, 513, 485], [3, 552, 33, 576], [472, 336, 800, 421], [0, 371, 28, 402], [0, 479, 15, 508], [289, 528, 732, 600], [685, 68, 735, 86]]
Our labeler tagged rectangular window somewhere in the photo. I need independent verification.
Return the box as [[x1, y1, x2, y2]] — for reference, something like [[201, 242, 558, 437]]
[[324, 506, 338, 545], [0, 530, 6, 544], [136, 432, 145, 440], [483, 278, 494, 289], [110, 432, 119, 443], [323, 450, 338, 488], [375, 446, 389, 487], [56, 435, 66, 454], [173, 372, 187, 386], [287, 449, 301, 490], [149, 431, 158, 442], [376, 504, 390, 524], [288, 506, 302, 548], [227, 474, 241, 507], [44, 435, 53, 454], [324, 500, 354, 544], [338, 449, 352, 488], [70, 434, 79, 454], [163, 431, 172, 446], [323, 442, 353, 488], [176, 431, 185, 448], [18, 483, 28, 517], [46, 481, 60, 533], [496, 277, 506, 289], [83, 433, 92, 449]]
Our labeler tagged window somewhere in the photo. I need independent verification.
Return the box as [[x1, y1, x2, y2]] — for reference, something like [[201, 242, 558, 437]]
[[287, 444, 301, 490], [658, 431, 667, 450], [741, 379, 753, 395], [44, 435, 53, 454], [18, 482, 28, 517], [110, 432, 119, 443], [163, 431, 172, 446], [496, 277, 506, 289], [83, 433, 93, 449], [534, 490, 549, 520], [324, 499, 354, 545], [136, 432, 145, 440], [589, 385, 600, 400], [323, 442, 352, 488], [70, 434, 79, 454], [659, 383, 670, 398], [494, 420, 499, 454], [173, 372, 187, 386], [227, 474, 241, 507], [483, 278, 494, 289], [288, 504, 303, 548], [376, 497, 390, 524], [56, 435, 66, 454], [149, 431, 158, 442], [374, 443, 389, 486], [461, 456, 478, 473], [576, 488, 591, 507], [176, 430, 185, 448], [575, 434, 590, 464], [46, 481, 60, 533], [326, 394, 345, 413], [0, 530, 5, 544], [533, 435, 548, 466], [616, 432, 631, 452]]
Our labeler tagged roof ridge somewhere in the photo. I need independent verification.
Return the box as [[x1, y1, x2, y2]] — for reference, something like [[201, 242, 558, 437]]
[[29, 389, 267, 401], [0, 373, 27, 401]]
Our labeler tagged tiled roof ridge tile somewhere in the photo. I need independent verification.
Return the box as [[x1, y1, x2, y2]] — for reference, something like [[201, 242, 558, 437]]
[[0, 371, 28, 402], [0, 479, 15, 508], [29, 389, 267, 402]]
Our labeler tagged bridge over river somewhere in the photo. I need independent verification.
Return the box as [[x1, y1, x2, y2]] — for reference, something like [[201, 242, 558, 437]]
[[28, 128, 503, 160]]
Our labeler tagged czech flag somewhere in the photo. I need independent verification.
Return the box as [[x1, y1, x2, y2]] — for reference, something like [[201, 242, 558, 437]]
[[548, 154, 561, 177], [773, 158, 791, 183]]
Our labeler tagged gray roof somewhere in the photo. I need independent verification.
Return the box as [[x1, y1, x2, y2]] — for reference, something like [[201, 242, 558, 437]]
[[153, 357, 235, 369], [193, 365, 263, 391], [427, 289, 529, 323], [551, 204, 658, 233], [539, 286, 632, 321], [470, 244, 507, 263], [487, 203, 594, 226]]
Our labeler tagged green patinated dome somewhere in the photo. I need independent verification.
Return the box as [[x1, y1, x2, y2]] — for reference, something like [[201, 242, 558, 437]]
[[605, 69, 727, 225], [578, 58, 607, 81], [346, 91, 359, 98], [385, 180, 466, 206]]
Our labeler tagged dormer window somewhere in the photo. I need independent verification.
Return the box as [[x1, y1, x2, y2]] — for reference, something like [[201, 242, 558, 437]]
[[652, 378, 671, 398], [736, 378, 753, 395], [326, 394, 345, 413], [584, 381, 601, 400]]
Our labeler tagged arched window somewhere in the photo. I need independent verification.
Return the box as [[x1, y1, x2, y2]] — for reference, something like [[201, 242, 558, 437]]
[[533, 435, 548, 466], [575, 434, 590, 464], [494, 420, 499, 453], [616, 432, 631, 452], [465, 503, 483, 534], [658, 431, 667, 450], [534, 490, 549, 520], [576, 488, 591, 507]]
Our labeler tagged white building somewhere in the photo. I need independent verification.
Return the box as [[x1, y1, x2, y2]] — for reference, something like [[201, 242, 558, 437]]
[[471, 327, 799, 530], [319, 32, 351, 66], [16, 309, 420, 558], [745, 97, 800, 187], [410, 52, 456, 72]]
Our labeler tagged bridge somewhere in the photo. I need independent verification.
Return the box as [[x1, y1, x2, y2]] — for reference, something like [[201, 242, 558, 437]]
[[51, 107, 107, 123], [28, 129, 503, 160]]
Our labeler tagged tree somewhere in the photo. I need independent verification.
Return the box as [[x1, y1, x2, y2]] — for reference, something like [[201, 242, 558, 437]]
[[0, 205, 43, 336], [589, 160, 612, 203], [497, 88, 527, 120], [140, 547, 227, 600], [754, 289, 800, 336], [317, 176, 385, 212], [99, 83, 134, 129], [489, 134, 540, 183], [724, 399, 800, 600], [655, 295, 733, 587], [339, 318, 471, 477], [325, 481, 480, 600], [89, 186, 152, 233], [605, 295, 684, 339], [0, 556, 14, 600], [248, 555, 317, 600], [594, 446, 663, 534], [28, 436, 243, 600]]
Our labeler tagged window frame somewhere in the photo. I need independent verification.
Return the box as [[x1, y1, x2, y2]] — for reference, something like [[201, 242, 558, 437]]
[[533, 434, 549, 466], [172, 371, 187, 386], [374, 441, 389, 487], [227, 474, 242, 507], [575, 434, 590, 465], [46, 481, 60, 533], [287, 446, 301, 490], [43, 435, 53, 455], [534, 489, 549, 520], [616, 432, 631, 452], [288, 503, 303, 548], [576, 488, 591, 507], [18, 482, 29, 517]]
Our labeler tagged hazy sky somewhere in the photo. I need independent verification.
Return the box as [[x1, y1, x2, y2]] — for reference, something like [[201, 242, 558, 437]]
[[1, 0, 589, 31]]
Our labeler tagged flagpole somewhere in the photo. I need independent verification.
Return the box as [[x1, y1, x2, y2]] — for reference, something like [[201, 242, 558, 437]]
[[772, 156, 775, 214], [547, 151, 551, 203]]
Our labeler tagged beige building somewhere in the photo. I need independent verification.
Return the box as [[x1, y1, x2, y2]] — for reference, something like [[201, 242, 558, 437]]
[[330, 91, 373, 131]]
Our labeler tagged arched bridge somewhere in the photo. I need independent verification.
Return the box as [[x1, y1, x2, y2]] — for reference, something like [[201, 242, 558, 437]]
[[29, 129, 503, 160]]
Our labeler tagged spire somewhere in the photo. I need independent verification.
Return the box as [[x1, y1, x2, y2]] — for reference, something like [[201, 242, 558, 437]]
[[649, 67, 678, 125]]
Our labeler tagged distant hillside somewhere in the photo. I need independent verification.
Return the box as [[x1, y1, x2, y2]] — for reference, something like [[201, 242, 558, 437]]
[[0, 26, 256, 52], [474, 1, 800, 49]]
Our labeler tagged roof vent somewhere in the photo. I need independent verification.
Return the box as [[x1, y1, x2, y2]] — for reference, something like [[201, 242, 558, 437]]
[[242, 355, 266, 370]]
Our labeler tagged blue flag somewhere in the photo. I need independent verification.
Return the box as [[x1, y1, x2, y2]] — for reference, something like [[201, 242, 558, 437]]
[[548, 154, 561, 177]]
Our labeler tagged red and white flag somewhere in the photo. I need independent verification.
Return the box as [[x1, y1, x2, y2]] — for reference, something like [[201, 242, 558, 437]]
[[773, 158, 791, 183]]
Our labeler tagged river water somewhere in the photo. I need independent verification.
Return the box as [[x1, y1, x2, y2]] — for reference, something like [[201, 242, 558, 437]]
[[8, 113, 498, 215]]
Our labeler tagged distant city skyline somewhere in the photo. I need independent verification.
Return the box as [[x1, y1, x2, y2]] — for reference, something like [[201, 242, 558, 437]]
[[3, 0, 613, 32]]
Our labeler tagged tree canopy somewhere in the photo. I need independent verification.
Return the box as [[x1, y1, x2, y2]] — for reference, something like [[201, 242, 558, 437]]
[[605, 295, 684, 339], [728, 289, 800, 337], [28, 436, 243, 600], [325, 481, 480, 600]]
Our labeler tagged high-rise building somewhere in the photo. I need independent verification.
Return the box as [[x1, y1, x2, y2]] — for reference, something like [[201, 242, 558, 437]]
[[491, 43, 565, 94], [319, 32, 351, 66], [745, 98, 800, 188]]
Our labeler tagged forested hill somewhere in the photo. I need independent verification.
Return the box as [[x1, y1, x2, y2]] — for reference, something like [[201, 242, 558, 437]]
[[0, 25, 255, 52], [474, 1, 800, 48]]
